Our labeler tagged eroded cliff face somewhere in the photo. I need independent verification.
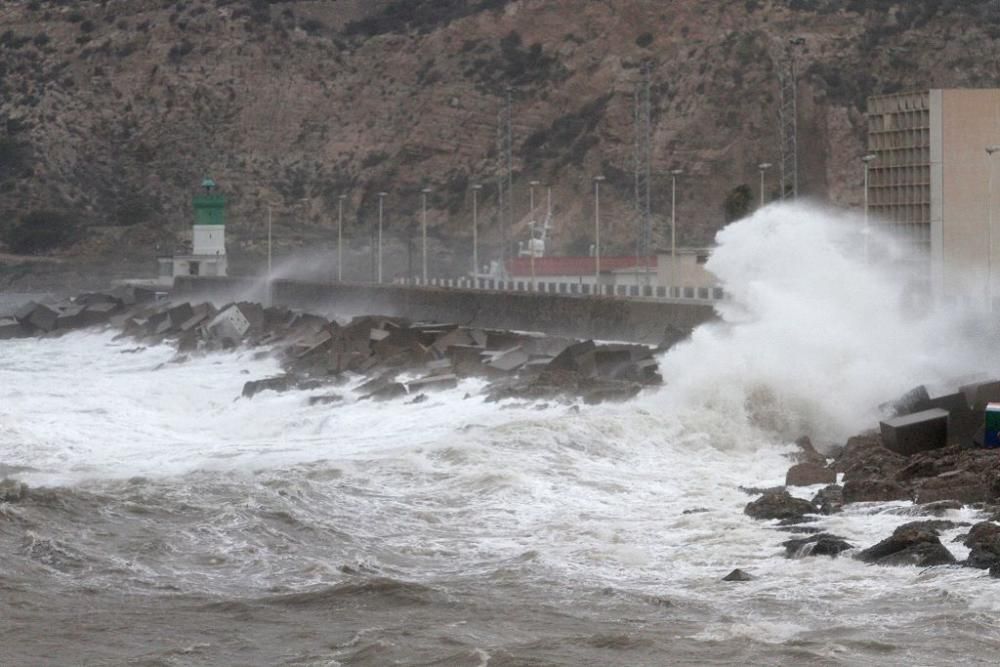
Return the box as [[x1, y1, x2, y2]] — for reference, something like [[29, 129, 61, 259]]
[[0, 0, 997, 278]]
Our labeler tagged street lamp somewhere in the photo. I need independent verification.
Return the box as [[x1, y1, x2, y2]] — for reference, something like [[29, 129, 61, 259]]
[[421, 187, 431, 283], [862, 153, 877, 265], [471, 184, 482, 285], [670, 169, 683, 297], [593, 175, 606, 292], [377, 192, 386, 284], [986, 145, 1000, 311], [337, 194, 346, 282], [758, 162, 772, 208], [529, 179, 540, 290]]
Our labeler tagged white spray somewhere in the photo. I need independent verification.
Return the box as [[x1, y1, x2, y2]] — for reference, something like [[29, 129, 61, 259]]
[[659, 201, 997, 446]]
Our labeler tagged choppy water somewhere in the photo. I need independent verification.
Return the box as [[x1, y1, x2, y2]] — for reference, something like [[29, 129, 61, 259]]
[[4, 204, 1000, 665]]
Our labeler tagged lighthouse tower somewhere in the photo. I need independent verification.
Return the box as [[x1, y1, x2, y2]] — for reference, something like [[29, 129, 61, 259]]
[[191, 177, 227, 274], [157, 177, 229, 284]]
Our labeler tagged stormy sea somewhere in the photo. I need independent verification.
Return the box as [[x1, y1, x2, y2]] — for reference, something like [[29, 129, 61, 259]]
[[3, 204, 1000, 666]]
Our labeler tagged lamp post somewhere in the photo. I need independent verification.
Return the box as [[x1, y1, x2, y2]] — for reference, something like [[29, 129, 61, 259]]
[[421, 187, 431, 283], [593, 175, 605, 292], [376, 192, 387, 284], [337, 194, 345, 282], [529, 179, 540, 290], [670, 169, 683, 297], [862, 153, 877, 265], [471, 184, 482, 285], [987, 145, 1000, 311], [757, 162, 772, 208], [267, 203, 273, 289]]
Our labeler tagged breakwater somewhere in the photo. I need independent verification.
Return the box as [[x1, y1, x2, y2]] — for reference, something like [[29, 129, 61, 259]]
[[171, 277, 717, 345]]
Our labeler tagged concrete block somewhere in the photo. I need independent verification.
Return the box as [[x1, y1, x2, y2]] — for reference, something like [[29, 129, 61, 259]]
[[548, 340, 597, 377], [880, 408, 949, 456], [960, 380, 1000, 412], [432, 328, 475, 353], [0, 317, 32, 339], [485, 330, 527, 351], [54, 305, 88, 330], [166, 303, 195, 329], [208, 304, 251, 340], [13, 301, 39, 323], [879, 385, 930, 417], [486, 346, 529, 372], [924, 391, 979, 446], [406, 374, 459, 392]]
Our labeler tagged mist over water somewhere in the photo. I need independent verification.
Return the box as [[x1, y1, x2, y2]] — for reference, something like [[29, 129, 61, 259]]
[[3, 203, 1000, 665]]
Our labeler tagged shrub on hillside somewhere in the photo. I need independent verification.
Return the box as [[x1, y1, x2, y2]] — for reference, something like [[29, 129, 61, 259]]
[[2, 211, 78, 255]]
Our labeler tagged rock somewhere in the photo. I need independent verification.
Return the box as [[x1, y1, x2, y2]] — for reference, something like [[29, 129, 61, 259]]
[[833, 433, 907, 481], [242, 375, 294, 398], [0, 478, 27, 502], [406, 374, 459, 392], [0, 317, 32, 339], [811, 485, 845, 514], [919, 499, 963, 514], [990, 562, 1000, 578], [785, 461, 837, 487], [547, 340, 597, 376], [308, 393, 343, 405], [914, 470, 987, 505], [857, 523, 957, 567], [842, 478, 911, 503], [880, 408, 949, 456], [782, 533, 854, 558], [963, 522, 1000, 569], [25, 303, 59, 332], [744, 490, 817, 521], [722, 568, 754, 582]]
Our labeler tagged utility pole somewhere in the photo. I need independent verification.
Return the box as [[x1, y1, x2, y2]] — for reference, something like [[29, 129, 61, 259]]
[[472, 183, 482, 284], [758, 162, 772, 208], [777, 37, 804, 200], [421, 187, 431, 283], [987, 145, 1000, 311], [593, 175, 605, 291], [377, 192, 386, 284], [337, 194, 345, 282], [634, 61, 653, 286], [496, 85, 514, 279]]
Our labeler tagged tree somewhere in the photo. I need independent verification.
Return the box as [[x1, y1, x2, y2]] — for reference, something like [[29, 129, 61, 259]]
[[723, 184, 753, 222]]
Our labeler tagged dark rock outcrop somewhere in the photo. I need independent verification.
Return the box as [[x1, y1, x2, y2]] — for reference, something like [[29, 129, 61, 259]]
[[722, 569, 754, 582], [963, 522, 1000, 570], [782, 533, 854, 558], [785, 462, 837, 487], [857, 522, 957, 567], [744, 490, 816, 521], [811, 485, 845, 515], [842, 478, 911, 503]]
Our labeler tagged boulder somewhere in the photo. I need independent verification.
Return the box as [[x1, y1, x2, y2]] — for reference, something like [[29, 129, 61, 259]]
[[785, 462, 836, 487], [991, 562, 1000, 578], [833, 433, 907, 481], [914, 470, 987, 505], [782, 533, 854, 558], [0, 317, 32, 339], [744, 490, 817, 521], [791, 436, 827, 465], [811, 485, 845, 515], [857, 522, 957, 567], [722, 568, 754, 582], [842, 478, 911, 503], [369, 382, 408, 401], [25, 303, 59, 332], [963, 521, 1000, 569]]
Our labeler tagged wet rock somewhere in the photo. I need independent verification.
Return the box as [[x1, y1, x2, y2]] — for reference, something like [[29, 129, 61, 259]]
[[842, 478, 911, 504], [0, 478, 27, 502], [833, 433, 908, 481], [0, 317, 32, 339], [782, 533, 854, 558], [919, 499, 963, 515], [811, 485, 845, 515], [744, 490, 817, 521], [991, 562, 1000, 578], [406, 374, 459, 392], [963, 522, 1000, 569], [857, 523, 957, 567], [785, 462, 837, 487], [368, 382, 408, 401], [914, 470, 987, 505], [722, 568, 754, 582]]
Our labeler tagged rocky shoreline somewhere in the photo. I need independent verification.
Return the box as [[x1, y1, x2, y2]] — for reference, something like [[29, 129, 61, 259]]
[[740, 432, 1000, 579]]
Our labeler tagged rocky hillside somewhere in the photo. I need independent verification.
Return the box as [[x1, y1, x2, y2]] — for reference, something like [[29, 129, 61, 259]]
[[0, 0, 998, 281]]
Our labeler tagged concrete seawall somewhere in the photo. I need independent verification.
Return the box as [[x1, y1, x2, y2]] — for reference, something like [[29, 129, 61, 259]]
[[172, 276, 717, 344]]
